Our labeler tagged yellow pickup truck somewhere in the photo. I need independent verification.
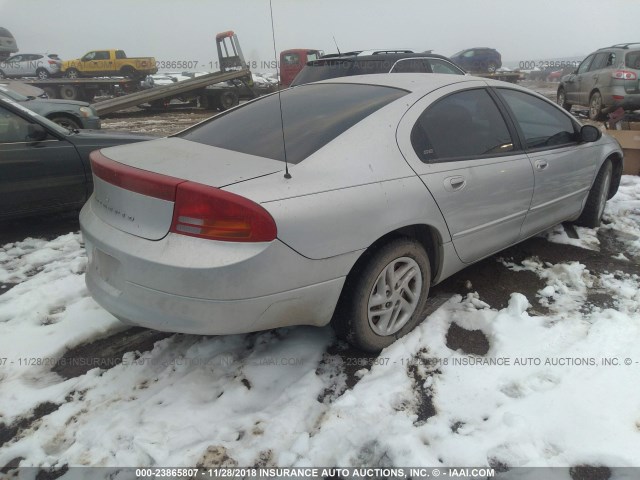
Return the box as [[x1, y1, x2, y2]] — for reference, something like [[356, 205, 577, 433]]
[[62, 50, 157, 78]]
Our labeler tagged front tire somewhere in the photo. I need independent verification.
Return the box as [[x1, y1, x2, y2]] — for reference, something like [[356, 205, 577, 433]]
[[48, 115, 82, 130], [332, 238, 431, 352], [575, 159, 612, 228], [65, 68, 79, 79], [589, 91, 604, 121], [557, 87, 572, 112]]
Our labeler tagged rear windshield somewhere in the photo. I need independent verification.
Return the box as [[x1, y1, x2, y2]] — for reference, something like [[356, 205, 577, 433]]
[[625, 51, 640, 69], [292, 59, 393, 86], [178, 83, 407, 164]]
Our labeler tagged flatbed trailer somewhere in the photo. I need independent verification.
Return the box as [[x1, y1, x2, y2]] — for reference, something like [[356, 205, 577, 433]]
[[17, 77, 138, 101], [93, 67, 251, 115]]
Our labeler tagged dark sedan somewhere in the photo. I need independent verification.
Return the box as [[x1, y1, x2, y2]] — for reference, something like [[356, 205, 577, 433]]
[[0, 97, 154, 220]]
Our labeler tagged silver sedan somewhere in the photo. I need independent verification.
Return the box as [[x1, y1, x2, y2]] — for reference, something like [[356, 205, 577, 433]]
[[80, 74, 623, 352]]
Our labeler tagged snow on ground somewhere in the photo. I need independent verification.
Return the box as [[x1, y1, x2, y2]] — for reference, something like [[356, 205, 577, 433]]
[[0, 177, 639, 473]]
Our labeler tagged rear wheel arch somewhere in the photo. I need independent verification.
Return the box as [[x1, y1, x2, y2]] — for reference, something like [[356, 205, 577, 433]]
[[344, 223, 443, 288], [607, 152, 623, 199], [331, 226, 441, 351]]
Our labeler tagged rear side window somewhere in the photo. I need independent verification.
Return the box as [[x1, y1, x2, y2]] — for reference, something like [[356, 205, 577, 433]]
[[498, 89, 576, 150], [411, 88, 514, 162], [428, 59, 464, 75], [179, 83, 407, 164], [391, 59, 429, 73]]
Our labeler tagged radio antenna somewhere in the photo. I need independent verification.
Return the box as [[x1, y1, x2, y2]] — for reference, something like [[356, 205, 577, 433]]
[[269, 0, 291, 179], [333, 36, 341, 55]]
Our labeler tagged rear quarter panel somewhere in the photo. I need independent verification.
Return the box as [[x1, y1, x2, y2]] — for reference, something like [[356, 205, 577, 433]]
[[224, 101, 451, 260]]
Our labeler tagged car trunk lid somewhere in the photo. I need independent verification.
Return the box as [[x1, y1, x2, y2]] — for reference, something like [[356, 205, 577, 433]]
[[90, 137, 283, 240]]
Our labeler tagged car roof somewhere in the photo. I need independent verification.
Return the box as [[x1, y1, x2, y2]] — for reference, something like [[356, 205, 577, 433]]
[[307, 72, 545, 97], [307, 72, 490, 91], [314, 52, 456, 63]]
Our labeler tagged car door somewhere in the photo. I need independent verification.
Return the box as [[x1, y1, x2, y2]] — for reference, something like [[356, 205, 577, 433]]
[[91, 51, 112, 75], [495, 88, 599, 238], [583, 52, 610, 104], [0, 103, 88, 218], [397, 82, 534, 263], [565, 54, 594, 105]]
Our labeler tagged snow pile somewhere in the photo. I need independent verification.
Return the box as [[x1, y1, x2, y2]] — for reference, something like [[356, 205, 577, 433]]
[[0, 177, 639, 472]]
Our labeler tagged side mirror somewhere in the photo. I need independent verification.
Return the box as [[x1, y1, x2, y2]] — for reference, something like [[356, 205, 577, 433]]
[[27, 123, 48, 142], [573, 68, 578, 74], [580, 124, 602, 143]]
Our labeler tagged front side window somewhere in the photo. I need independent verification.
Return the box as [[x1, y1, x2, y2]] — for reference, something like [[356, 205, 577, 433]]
[[577, 54, 594, 74], [82, 52, 96, 61], [410, 88, 514, 163], [179, 83, 407, 164], [590, 52, 610, 71], [498, 89, 576, 150], [0, 105, 33, 143]]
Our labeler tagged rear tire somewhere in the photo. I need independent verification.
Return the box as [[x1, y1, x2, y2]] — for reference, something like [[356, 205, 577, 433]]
[[575, 159, 612, 228], [59, 85, 83, 101], [0, 70, 6, 79], [332, 238, 431, 352], [487, 62, 498, 73]]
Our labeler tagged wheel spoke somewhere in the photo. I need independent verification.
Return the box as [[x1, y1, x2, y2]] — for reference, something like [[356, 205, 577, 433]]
[[367, 255, 424, 337], [386, 303, 404, 334]]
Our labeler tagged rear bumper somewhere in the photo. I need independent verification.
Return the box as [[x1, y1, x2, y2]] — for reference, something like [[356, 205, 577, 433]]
[[86, 266, 344, 335], [80, 199, 354, 334], [601, 86, 640, 110]]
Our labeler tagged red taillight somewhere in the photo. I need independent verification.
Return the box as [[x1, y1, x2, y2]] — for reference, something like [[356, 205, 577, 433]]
[[612, 70, 638, 80], [90, 150, 183, 201], [170, 182, 277, 242], [48, 60, 57, 65]]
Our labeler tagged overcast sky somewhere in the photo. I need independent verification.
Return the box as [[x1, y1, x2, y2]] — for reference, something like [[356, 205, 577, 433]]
[[2, 0, 639, 71]]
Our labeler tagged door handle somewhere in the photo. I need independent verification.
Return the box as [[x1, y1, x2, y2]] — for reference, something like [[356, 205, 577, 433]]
[[535, 159, 548, 170], [444, 175, 466, 192]]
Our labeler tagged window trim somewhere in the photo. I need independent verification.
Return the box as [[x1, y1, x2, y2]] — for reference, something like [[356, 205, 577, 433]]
[[493, 87, 581, 154], [410, 87, 522, 164]]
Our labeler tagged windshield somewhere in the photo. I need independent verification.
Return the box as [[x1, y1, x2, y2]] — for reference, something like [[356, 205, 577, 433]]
[[177, 83, 407, 164], [291, 60, 356, 86]]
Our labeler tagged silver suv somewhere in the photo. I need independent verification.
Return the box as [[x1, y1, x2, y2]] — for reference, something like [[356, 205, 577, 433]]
[[557, 43, 640, 120], [0, 53, 62, 79]]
